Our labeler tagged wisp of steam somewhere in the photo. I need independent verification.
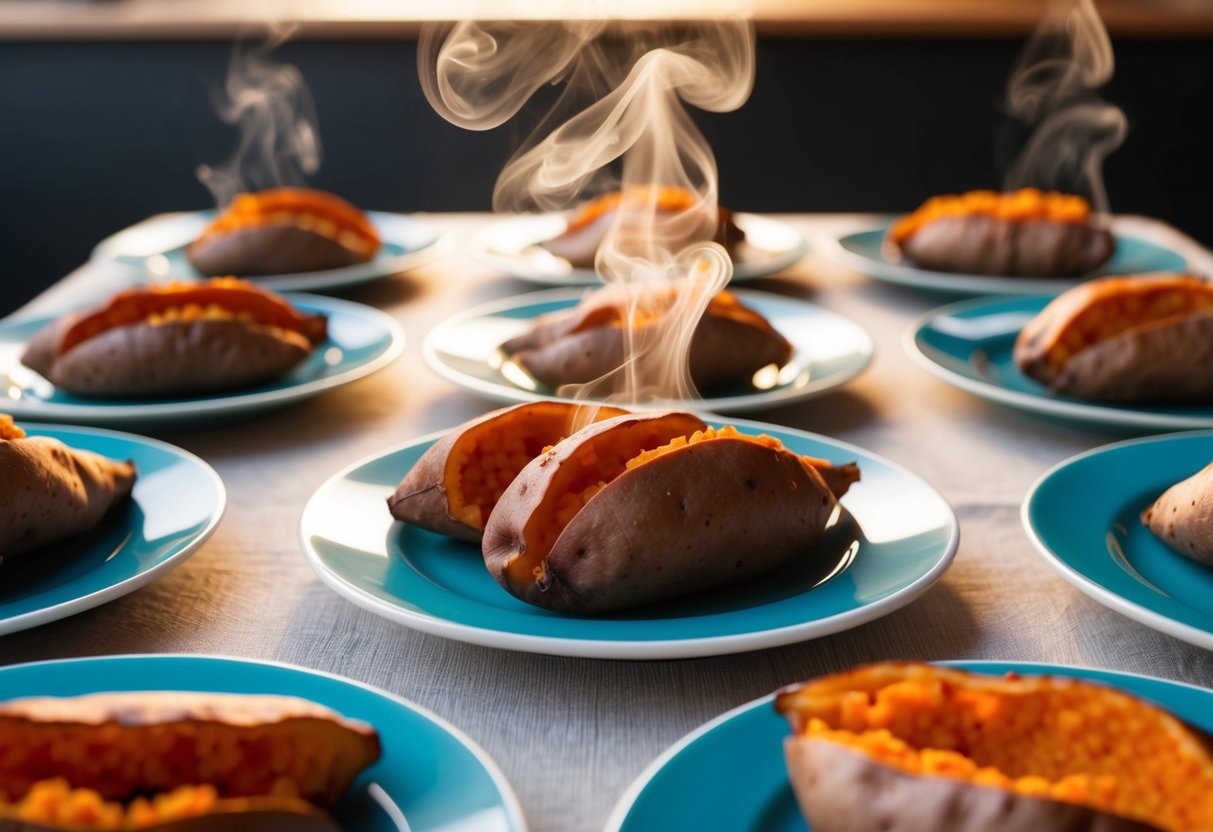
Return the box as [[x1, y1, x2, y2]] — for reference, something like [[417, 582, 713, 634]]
[[197, 26, 321, 208], [1003, 0, 1127, 213], [420, 20, 755, 404]]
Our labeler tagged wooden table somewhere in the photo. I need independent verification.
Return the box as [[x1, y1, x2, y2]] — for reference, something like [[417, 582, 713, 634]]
[[3, 212, 1212, 831]]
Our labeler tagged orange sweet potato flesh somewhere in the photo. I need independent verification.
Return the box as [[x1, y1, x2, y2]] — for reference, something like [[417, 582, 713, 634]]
[[483, 412, 851, 613], [1014, 274, 1213, 402], [775, 663, 1213, 832], [388, 401, 628, 542], [0, 692, 380, 832]]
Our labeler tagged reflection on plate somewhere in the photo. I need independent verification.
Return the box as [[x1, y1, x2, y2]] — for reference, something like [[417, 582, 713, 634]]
[[92, 210, 453, 292], [300, 417, 957, 660], [906, 294, 1213, 430], [0, 654, 526, 832], [605, 661, 1213, 832], [471, 213, 809, 286], [0, 425, 224, 636], [1024, 431, 1213, 650], [422, 288, 873, 414], [0, 293, 404, 426], [832, 225, 1187, 296]]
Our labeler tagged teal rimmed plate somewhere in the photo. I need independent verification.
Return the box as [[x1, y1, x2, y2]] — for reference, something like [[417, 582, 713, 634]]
[[907, 294, 1213, 430], [832, 225, 1186, 296], [1024, 431, 1213, 650], [92, 210, 454, 293], [0, 654, 526, 831], [0, 425, 224, 636], [422, 288, 874, 414], [300, 417, 957, 660], [605, 661, 1213, 831], [0, 294, 403, 427]]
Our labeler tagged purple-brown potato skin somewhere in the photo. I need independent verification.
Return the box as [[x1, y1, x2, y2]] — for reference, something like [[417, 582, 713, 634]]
[[897, 215, 1115, 277], [482, 411, 838, 613], [1016, 310, 1213, 403], [21, 318, 315, 398], [1143, 461, 1213, 566], [784, 740, 1161, 832], [0, 436, 135, 562], [541, 209, 745, 269], [186, 225, 370, 277]]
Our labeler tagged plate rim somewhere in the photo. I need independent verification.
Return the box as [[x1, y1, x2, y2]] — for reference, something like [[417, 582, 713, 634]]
[[420, 286, 875, 415], [1021, 429, 1213, 651], [91, 210, 455, 293], [0, 423, 227, 635], [469, 211, 810, 286], [0, 293, 405, 424], [829, 223, 1187, 296], [0, 651, 529, 832], [904, 294, 1213, 431], [602, 659, 1213, 832], [299, 414, 959, 660]]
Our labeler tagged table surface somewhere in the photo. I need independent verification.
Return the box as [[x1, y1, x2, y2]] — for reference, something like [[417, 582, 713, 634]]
[[4, 212, 1213, 832]]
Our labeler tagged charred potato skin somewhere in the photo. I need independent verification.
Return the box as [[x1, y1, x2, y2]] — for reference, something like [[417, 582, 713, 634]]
[[1142, 461, 1213, 566], [784, 740, 1160, 832], [483, 411, 838, 614], [186, 225, 368, 278], [896, 214, 1115, 277]]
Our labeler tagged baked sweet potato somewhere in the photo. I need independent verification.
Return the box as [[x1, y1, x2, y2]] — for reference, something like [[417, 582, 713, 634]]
[[0, 416, 136, 563], [888, 189, 1114, 277], [186, 188, 380, 277], [1142, 461, 1213, 566], [0, 691, 380, 831], [541, 186, 745, 268], [482, 411, 859, 613], [388, 401, 628, 542], [500, 286, 792, 392], [20, 278, 327, 398], [1014, 274, 1213, 402], [774, 663, 1213, 832]]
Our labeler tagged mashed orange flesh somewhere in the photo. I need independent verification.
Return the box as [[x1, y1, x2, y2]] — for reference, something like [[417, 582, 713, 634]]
[[1, 780, 223, 829], [198, 187, 380, 256], [0, 415, 26, 440], [786, 672, 1213, 832], [889, 188, 1092, 245], [58, 278, 327, 354]]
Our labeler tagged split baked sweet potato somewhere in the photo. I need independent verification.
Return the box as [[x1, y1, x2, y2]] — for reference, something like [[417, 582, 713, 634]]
[[888, 189, 1114, 277], [500, 286, 792, 393], [1014, 273, 1213, 402], [388, 401, 628, 542], [1142, 461, 1213, 566], [0, 691, 380, 831], [775, 663, 1213, 832], [0, 415, 136, 563], [20, 278, 327, 398], [541, 186, 745, 268], [186, 188, 380, 277], [482, 410, 859, 613]]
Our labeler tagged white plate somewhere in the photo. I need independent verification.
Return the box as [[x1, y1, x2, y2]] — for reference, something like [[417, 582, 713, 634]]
[[422, 288, 873, 414], [299, 417, 958, 660], [92, 210, 454, 292], [0, 425, 225, 635], [471, 213, 809, 285], [0, 294, 404, 427]]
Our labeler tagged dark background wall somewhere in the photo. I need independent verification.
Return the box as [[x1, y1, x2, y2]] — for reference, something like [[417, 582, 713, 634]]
[[1, 36, 1210, 316]]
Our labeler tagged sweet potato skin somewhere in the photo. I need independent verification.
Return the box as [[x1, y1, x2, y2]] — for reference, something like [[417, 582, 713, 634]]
[[0, 436, 135, 562], [897, 214, 1114, 277], [482, 412, 838, 613], [784, 739, 1159, 832], [186, 225, 369, 277], [1142, 462, 1213, 566], [22, 319, 314, 398]]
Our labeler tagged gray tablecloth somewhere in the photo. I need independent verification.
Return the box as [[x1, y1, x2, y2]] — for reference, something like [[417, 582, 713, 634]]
[[3, 213, 1212, 832]]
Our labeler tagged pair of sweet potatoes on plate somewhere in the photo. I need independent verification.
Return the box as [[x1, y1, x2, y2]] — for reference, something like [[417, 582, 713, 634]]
[[388, 402, 859, 614]]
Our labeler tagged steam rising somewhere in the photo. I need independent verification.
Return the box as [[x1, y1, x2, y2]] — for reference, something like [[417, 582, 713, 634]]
[[197, 26, 321, 207], [1004, 0, 1126, 213], [421, 20, 755, 403]]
